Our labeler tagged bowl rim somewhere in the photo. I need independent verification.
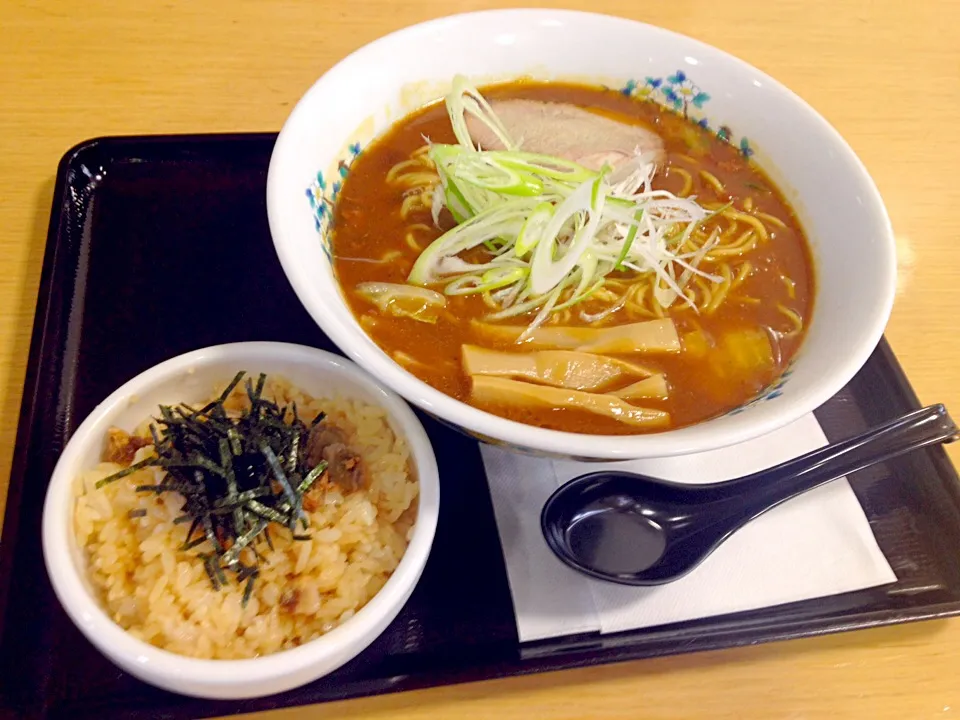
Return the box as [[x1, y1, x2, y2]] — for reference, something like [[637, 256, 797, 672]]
[[41, 341, 440, 690], [266, 8, 897, 460]]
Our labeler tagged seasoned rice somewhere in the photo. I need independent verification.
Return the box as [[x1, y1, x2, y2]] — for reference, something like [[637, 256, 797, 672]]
[[73, 377, 419, 660]]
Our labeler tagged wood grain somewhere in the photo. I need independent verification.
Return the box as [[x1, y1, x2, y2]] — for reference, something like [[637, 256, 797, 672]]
[[1, 0, 959, 717]]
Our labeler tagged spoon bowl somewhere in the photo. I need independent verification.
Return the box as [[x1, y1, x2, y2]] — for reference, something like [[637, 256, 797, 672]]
[[542, 404, 958, 585]]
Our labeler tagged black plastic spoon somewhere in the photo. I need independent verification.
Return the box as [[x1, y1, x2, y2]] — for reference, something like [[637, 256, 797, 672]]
[[541, 404, 958, 585]]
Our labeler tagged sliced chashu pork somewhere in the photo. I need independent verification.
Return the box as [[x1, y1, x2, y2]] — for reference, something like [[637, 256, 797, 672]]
[[466, 99, 665, 171]]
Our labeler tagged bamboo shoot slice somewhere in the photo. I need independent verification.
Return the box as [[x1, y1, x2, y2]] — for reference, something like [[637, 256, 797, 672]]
[[462, 345, 656, 391], [469, 318, 680, 354], [471, 375, 670, 429], [610, 374, 669, 400]]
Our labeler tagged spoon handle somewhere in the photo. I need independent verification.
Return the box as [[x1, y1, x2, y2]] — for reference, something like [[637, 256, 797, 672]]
[[728, 404, 958, 513]]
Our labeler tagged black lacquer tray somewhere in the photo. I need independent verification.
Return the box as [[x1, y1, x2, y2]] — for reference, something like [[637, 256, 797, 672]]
[[2, 134, 960, 720]]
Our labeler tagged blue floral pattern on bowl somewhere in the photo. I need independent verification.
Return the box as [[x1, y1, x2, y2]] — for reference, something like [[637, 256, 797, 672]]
[[620, 70, 754, 158], [305, 141, 362, 262], [726, 367, 794, 417]]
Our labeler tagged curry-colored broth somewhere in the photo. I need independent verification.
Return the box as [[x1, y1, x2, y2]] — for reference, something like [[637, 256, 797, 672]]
[[331, 81, 814, 434]]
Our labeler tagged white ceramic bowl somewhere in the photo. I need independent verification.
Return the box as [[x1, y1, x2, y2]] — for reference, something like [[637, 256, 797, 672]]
[[42, 342, 440, 699], [267, 9, 896, 460]]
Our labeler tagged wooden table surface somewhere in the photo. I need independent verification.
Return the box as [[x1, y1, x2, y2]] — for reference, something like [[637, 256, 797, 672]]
[[2, 1, 959, 717]]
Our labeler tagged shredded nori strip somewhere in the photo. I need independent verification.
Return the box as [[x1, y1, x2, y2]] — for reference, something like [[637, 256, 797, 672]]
[[287, 432, 300, 475], [217, 370, 246, 404], [185, 516, 202, 544], [290, 496, 306, 532], [149, 423, 164, 449], [201, 503, 221, 553], [135, 484, 166, 494], [261, 443, 298, 508], [180, 535, 207, 551], [221, 519, 268, 567], [241, 572, 258, 608], [246, 500, 288, 525], [200, 553, 221, 591], [236, 564, 258, 583], [95, 370, 329, 591], [227, 427, 243, 456], [298, 460, 328, 494], [213, 559, 228, 587], [96, 457, 157, 488], [235, 487, 272, 503]]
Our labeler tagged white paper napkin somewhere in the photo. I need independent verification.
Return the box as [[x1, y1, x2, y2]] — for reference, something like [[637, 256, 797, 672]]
[[481, 413, 897, 642]]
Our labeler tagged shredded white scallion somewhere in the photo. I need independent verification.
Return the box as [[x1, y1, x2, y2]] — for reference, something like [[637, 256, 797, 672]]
[[403, 75, 716, 328]]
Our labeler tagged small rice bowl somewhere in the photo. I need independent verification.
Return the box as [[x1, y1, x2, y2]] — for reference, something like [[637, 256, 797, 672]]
[[72, 377, 419, 660]]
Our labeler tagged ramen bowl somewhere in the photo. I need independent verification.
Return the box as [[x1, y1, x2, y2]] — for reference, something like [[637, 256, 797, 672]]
[[42, 342, 440, 698], [266, 9, 896, 460]]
